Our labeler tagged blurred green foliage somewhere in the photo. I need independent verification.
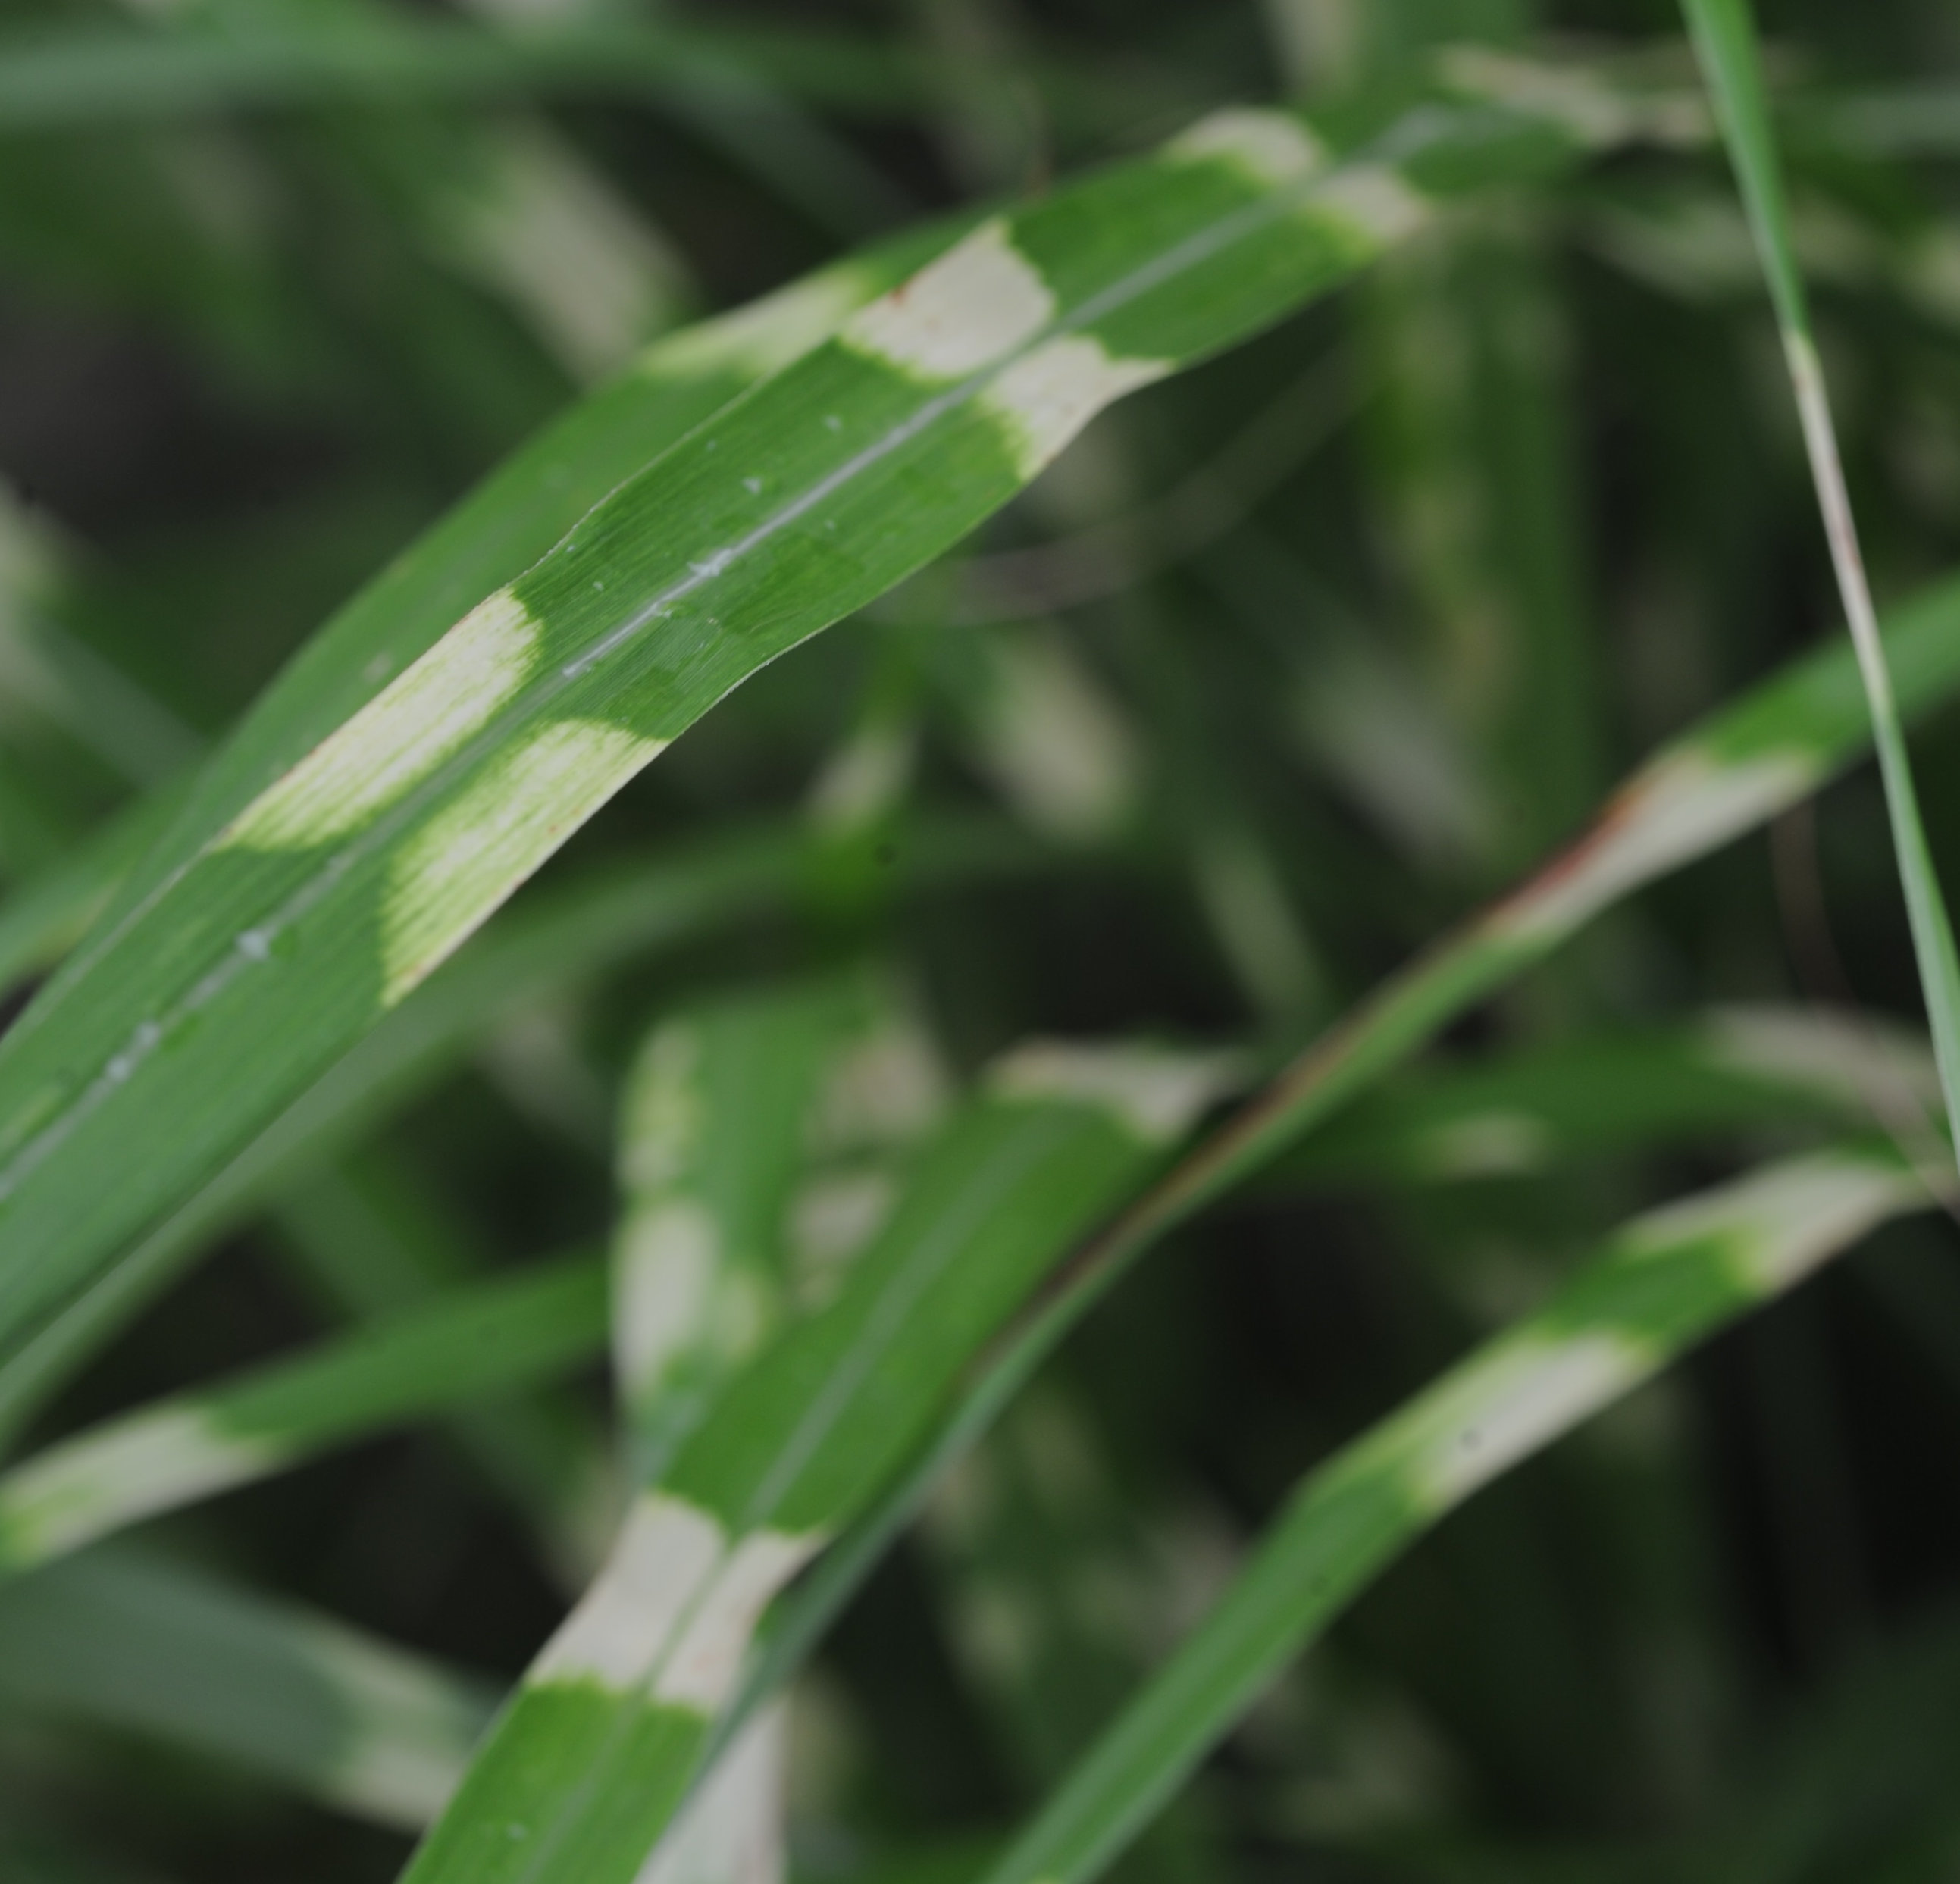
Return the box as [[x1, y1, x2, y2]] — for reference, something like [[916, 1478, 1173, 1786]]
[[5, 0, 1960, 1879]]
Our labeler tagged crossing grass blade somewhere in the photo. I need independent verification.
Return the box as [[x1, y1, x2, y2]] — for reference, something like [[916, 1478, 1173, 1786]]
[[1007, 568, 1960, 1311], [734, 566, 1960, 1760], [977, 1143, 1932, 1884], [405, 1042, 1237, 1884], [1680, 0, 1960, 1170], [0, 89, 1633, 1395], [0, 1547, 498, 1829], [0, 1252, 606, 1576]]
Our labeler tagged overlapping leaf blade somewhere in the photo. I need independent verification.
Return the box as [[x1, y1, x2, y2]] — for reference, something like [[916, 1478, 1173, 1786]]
[[0, 91, 1607, 1385], [407, 1043, 1232, 1883], [980, 1144, 1931, 1884], [737, 568, 1960, 1775], [0, 1252, 606, 1574]]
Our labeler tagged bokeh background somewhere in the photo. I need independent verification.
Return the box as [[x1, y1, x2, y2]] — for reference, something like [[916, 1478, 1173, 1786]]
[[6, 1, 1960, 1878]]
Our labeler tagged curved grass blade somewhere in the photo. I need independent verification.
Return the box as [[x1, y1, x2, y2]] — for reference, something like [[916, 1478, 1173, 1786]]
[[738, 565, 1960, 1752], [406, 1043, 1236, 1884], [0, 1252, 604, 1576], [0, 1546, 498, 1829], [1010, 565, 1960, 1322], [979, 1144, 1930, 1884], [0, 93, 1607, 1382], [87, 221, 969, 950], [1680, 0, 1960, 1169]]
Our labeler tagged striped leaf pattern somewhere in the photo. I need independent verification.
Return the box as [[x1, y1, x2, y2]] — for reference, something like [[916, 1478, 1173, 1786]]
[[0, 1253, 605, 1574], [0, 85, 1648, 1375], [407, 1043, 1235, 1883], [9, 29, 1960, 1876], [982, 1144, 1932, 1884], [612, 972, 944, 1476]]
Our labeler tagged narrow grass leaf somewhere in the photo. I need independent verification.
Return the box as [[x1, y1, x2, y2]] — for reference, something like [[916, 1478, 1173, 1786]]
[[1680, 0, 1960, 1166], [0, 812, 1034, 1444], [613, 974, 943, 1476], [406, 1043, 1236, 1884], [741, 568, 1960, 1753], [1034, 569, 1960, 1305], [980, 1144, 1930, 1884], [0, 90, 1613, 1382], [0, 1548, 498, 1829], [0, 1253, 605, 1575]]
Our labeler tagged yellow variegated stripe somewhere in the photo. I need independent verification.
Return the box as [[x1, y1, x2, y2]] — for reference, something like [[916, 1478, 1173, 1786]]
[[842, 218, 1054, 380], [221, 592, 543, 851], [527, 1493, 824, 1719], [380, 718, 666, 1003], [982, 341, 1173, 480], [0, 1407, 279, 1565]]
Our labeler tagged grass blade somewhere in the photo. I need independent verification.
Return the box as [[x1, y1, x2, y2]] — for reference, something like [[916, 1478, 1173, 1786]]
[[737, 568, 1960, 1754], [980, 1144, 1930, 1884], [1680, 0, 1960, 1168], [0, 1253, 605, 1576], [0, 812, 1035, 1444], [406, 1043, 1235, 1884], [0, 92, 1606, 1383], [0, 1547, 498, 1829], [86, 215, 973, 957], [613, 974, 944, 1476], [1025, 569, 1960, 1307]]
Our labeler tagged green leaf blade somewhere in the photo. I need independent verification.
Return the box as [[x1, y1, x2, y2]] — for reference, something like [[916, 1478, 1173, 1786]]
[[979, 1145, 1927, 1884]]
